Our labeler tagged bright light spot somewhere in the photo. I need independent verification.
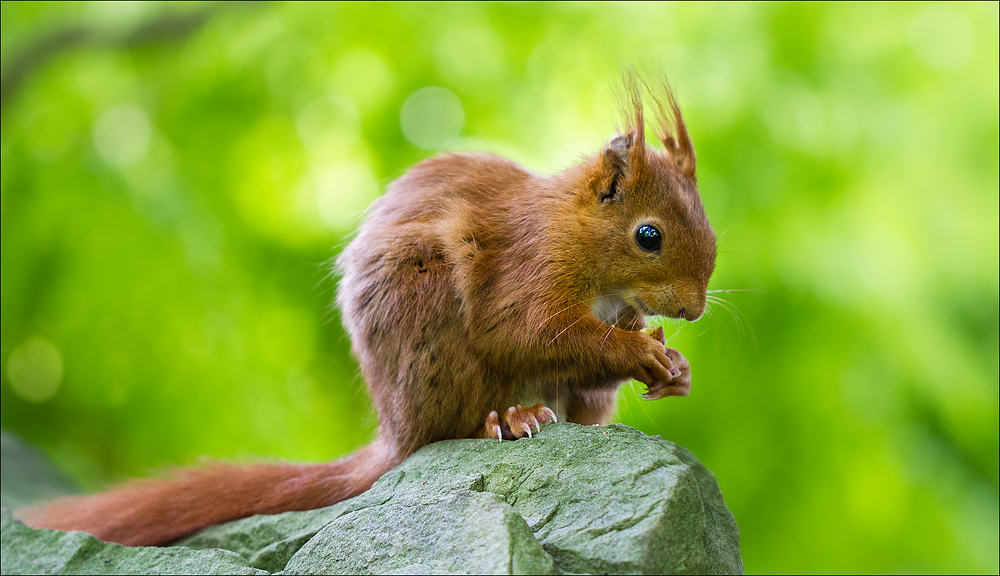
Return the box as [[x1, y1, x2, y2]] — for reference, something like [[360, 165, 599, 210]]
[[435, 25, 505, 86], [314, 160, 379, 229], [908, 5, 974, 71], [296, 95, 361, 159], [84, 1, 146, 31], [334, 50, 396, 112], [7, 337, 64, 403], [400, 87, 464, 150], [93, 104, 151, 167]]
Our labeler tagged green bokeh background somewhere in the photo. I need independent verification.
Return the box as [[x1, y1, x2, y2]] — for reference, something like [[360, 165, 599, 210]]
[[2, 2, 997, 573]]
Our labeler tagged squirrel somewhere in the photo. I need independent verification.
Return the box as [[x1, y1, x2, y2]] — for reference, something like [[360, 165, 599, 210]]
[[16, 75, 716, 546]]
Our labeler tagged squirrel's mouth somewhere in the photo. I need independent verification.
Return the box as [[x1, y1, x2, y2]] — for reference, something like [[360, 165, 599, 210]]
[[630, 294, 700, 321], [626, 296, 659, 318]]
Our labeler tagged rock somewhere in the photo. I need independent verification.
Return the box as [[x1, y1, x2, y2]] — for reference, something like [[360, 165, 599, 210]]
[[1, 430, 79, 510], [280, 478, 558, 575], [2, 423, 743, 575], [1, 507, 266, 575], [178, 502, 350, 573]]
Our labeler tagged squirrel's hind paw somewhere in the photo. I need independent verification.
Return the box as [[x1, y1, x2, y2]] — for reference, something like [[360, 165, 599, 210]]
[[481, 411, 504, 442], [480, 404, 556, 441]]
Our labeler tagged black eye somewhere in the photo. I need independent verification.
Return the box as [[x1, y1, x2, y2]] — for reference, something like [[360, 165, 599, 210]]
[[635, 224, 662, 252]]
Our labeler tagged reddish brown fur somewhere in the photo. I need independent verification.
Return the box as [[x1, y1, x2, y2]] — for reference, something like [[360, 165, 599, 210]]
[[17, 75, 716, 546], [16, 439, 394, 546]]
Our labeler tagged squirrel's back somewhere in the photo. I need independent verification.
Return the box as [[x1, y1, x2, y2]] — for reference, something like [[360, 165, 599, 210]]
[[363, 152, 536, 225]]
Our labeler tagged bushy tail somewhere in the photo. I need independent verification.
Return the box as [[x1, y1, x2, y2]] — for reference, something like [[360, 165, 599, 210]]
[[15, 438, 398, 546]]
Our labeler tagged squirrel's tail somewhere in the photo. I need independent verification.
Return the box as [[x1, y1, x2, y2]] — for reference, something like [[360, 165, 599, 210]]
[[14, 438, 400, 547]]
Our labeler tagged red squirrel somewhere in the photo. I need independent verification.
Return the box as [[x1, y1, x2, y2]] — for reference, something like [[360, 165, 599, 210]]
[[17, 76, 716, 546]]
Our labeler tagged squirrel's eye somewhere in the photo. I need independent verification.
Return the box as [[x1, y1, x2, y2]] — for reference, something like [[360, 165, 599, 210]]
[[635, 224, 662, 252]]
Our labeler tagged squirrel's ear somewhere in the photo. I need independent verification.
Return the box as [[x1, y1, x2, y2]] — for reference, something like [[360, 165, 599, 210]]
[[598, 132, 632, 203], [608, 132, 632, 162], [661, 102, 696, 180]]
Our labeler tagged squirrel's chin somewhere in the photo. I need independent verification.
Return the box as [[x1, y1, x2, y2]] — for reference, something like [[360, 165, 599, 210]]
[[634, 299, 702, 322], [624, 296, 658, 317]]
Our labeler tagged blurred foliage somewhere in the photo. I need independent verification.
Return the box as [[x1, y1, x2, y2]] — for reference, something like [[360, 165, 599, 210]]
[[1, 2, 997, 573]]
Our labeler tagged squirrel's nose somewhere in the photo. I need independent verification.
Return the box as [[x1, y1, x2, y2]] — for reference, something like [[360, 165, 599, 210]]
[[681, 306, 704, 322]]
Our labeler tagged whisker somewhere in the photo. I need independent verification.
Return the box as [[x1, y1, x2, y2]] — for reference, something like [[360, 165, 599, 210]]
[[546, 314, 590, 346], [705, 295, 737, 336], [705, 293, 758, 349], [666, 324, 683, 343], [599, 322, 616, 349], [706, 294, 743, 336], [537, 295, 605, 329]]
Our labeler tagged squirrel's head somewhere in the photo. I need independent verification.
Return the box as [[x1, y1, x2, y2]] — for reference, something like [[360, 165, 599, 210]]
[[575, 76, 716, 322]]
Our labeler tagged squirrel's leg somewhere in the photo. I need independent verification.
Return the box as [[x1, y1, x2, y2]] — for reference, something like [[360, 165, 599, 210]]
[[531, 308, 681, 389], [343, 236, 520, 450], [565, 388, 619, 426]]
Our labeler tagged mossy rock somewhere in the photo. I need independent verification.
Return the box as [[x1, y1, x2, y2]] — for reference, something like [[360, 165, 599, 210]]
[[1, 424, 743, 575]]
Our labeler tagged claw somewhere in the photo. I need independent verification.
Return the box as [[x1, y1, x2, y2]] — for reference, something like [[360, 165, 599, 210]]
[[486, 403, 556, 442], [542, 407, 557, 423], [526, 413, 540, 434]]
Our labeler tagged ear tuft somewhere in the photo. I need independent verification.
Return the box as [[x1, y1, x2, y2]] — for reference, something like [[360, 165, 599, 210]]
[[617, 68, 696, 180], [645, 75, 696, 180]]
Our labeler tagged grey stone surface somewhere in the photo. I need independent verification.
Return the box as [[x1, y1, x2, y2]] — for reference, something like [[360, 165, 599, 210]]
[[1, 430, 78, 510], [1, 423, 743, 575], [281, 474, 558, 575], [1, 507, 266, 575], [177, 502, 349, 573]]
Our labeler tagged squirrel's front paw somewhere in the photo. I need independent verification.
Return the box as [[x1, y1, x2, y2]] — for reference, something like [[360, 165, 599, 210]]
[[629, 329, 680, 385], [481, 404, 557, 442], [627, 327, 690, 399], [641, 347, 691, 400]]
